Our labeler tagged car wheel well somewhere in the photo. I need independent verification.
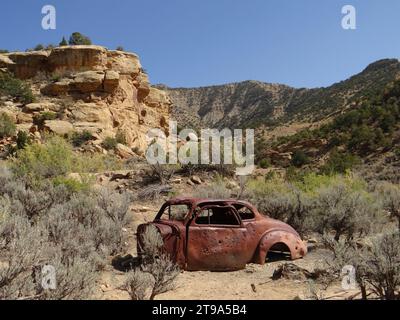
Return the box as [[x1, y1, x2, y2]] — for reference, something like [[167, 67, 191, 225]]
[[268, 242, 291, 253]]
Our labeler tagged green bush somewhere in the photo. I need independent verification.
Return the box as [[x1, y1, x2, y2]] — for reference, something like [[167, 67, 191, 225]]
[[12, 136, 74, 185], [68, 32, 92, 45], [33, 111, 57, 126], [116, 131, 127, 145], [76, 153, 123, 173], [16, 131, 30, 149], [70, 130, 94, 147], [291, 150, 310, 167], [59, 37, 68, 46], [0, 72, 35, 104], [321, 150, 361, 174], [258, 158, 271, 169], [52, 176, 90, 194], [34, 44, 44, 51], [395, 147, 400, 158], [102, 137, 118, 150], [0, 113, 16, 138]]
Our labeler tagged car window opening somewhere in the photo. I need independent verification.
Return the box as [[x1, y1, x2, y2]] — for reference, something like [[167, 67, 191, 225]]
[[196, 207, 240, 225]]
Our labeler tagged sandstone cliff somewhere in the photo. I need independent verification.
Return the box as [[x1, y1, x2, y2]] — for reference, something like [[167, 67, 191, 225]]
[[0, 45, 172, 155]]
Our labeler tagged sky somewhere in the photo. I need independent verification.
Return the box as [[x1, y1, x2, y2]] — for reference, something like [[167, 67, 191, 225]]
[[1, 0, 400, 88]]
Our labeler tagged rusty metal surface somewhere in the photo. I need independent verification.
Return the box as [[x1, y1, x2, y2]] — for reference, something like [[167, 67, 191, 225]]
[[137, 197, 308, 271]]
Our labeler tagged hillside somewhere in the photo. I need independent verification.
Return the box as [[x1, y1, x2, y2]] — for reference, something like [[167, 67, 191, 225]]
[[161, 59, 400, 129]]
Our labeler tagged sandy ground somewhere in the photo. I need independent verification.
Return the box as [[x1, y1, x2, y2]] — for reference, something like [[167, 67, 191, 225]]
[[96, 248, 358, 300]]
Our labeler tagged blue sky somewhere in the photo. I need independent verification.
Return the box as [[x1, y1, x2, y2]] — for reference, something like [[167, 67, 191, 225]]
[[1, 0, 400, 88]]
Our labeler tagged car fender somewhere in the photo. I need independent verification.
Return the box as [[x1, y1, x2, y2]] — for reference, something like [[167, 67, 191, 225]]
[[254, 229, 307, 264]]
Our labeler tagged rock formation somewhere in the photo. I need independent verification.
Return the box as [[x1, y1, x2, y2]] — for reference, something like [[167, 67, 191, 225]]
[[0, 45, 172, 155]]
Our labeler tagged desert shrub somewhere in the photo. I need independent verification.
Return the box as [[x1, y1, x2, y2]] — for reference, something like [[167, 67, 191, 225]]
[[16, 130, 30, 149], [375, 182, 400, 230], [258, 158, 271, 169], [0, 216, 45, 299], [326, 232, 400, 300], [33, 111, 57, 127], [123, 226, 179, 300], [138, 224, 163, 263], [12, 136, 74, 185], [115, 131, 127, 145], [52, 176, 90, 194], [291, 150, 310, 167], [116, 46, 125, 51], [12, 136, 123, 186], [0, 166, 132, 299], [0, 72, 35, 104], [70, 130, 94, 147], [0, 113, 16, 138], [192, 178, 231, 199], [394, 147, 400, 159], [0, 213, 98, 300], [137, 184, 172, 201], [321, 150, 361, 174], [243, 174, 380, 237], [150, 163, 178, 184], [74, 152, 123, 174], [124, 254, 179, 300], [124, 268, 153, 300], [313, 182, 382, 240], [102, 137, 118, 150], [243, 178, 313, 235], [144, 254, 180, 300]]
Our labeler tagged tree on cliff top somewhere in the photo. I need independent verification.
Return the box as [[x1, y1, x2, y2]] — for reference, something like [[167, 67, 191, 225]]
[[59, 37, 68, 46], [68, 32, 92, 45]]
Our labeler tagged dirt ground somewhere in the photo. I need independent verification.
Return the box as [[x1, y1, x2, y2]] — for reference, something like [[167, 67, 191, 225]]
[[93, 200, 360, 300]]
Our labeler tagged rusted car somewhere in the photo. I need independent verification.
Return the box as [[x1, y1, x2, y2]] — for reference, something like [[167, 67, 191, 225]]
[[137, 197, 307, 271]]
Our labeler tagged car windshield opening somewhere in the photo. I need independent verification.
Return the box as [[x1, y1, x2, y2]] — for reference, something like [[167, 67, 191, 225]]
[[161, 204, 189, 221]]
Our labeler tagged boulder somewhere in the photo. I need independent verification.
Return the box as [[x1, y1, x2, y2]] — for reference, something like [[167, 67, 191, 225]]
[[190, 175, 202, 185], [44, 120, 74, 135], [135, 73, 151, 102], [103, 70, 120, 93], [23, 103, 44, 112], [0, 55, 14, 68], [16, 123, 33, 133], [115, 143, 134, 159], [145, 87, 172, 108], [226, 180, 239, 190], [41, 79, 72, 96], [17, 112, 33, 124], [72, 71, 104, 93], [106, 51, 141, 76]]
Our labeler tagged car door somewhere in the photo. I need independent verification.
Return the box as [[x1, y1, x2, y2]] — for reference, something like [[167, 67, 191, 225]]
[[186, 205, 249, 271]]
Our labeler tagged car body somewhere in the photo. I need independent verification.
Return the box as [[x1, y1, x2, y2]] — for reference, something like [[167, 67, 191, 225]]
[[137, 197, 307, 271]]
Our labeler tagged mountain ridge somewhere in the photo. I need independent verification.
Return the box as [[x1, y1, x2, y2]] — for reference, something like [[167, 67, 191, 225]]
[[160, 58, 400, 130]]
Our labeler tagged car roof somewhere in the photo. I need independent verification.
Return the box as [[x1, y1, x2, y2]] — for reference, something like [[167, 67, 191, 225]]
[[166, 197, 253, 207]]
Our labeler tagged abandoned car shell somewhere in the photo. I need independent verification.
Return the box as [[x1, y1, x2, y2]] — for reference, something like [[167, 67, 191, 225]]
[[137, 198, 307, 271]]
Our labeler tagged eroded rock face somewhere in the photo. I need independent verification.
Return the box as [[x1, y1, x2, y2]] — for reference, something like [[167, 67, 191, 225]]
[[1, 45, 172, 155]]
